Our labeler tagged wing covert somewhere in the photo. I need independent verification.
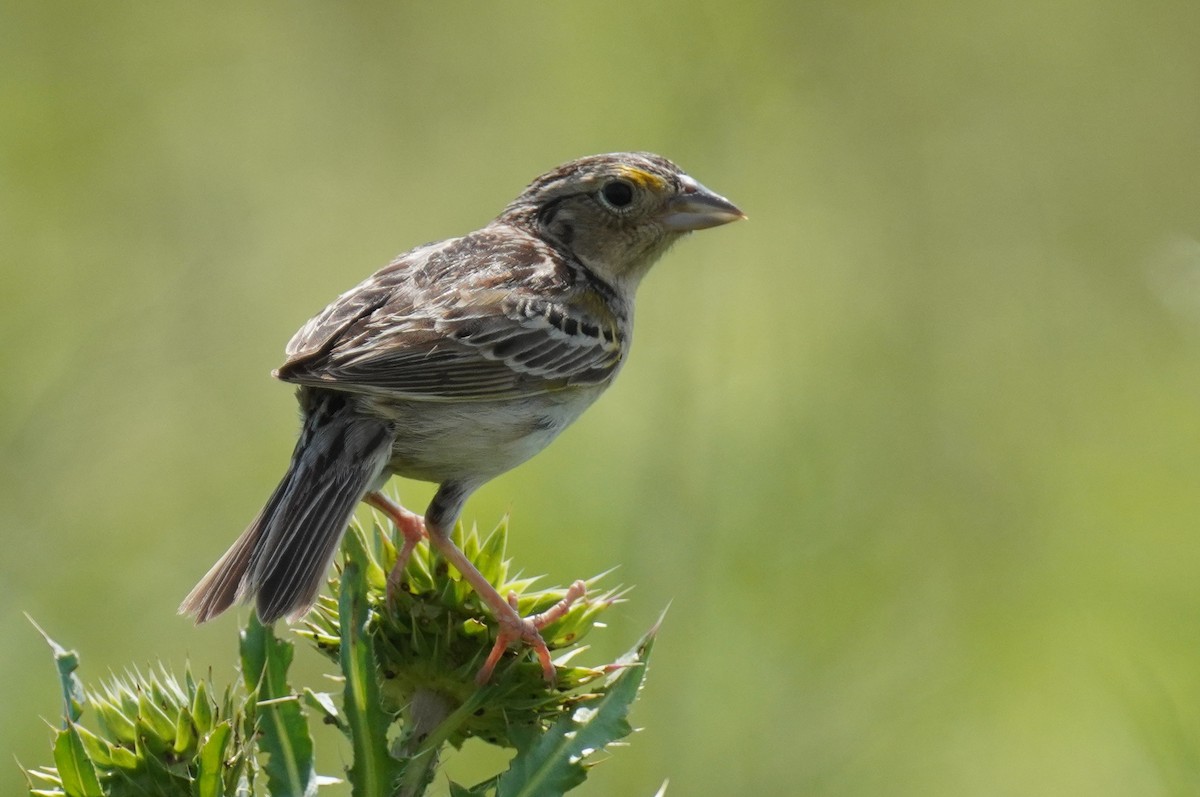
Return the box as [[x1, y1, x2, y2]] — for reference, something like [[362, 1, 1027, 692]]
[[274, 232, 627, 401]]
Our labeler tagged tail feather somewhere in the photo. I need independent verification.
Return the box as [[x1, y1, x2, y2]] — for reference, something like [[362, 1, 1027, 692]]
[[252, 451, 385, 622], [177, 507, 265, 622], [180, 392, 393, 624]]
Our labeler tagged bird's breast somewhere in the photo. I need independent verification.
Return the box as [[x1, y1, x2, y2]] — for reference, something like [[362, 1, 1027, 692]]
[[359, 385, 607, 485]]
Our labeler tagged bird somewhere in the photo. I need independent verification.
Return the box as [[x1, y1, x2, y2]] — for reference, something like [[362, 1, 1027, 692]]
[[179, 152, 745, 683]]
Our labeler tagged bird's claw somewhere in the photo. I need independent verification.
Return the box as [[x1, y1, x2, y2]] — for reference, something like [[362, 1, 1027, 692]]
[[475, 580, 588, 685]]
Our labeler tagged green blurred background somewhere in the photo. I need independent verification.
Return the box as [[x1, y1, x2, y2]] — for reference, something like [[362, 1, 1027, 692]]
[[5, 1, 1200, 794]]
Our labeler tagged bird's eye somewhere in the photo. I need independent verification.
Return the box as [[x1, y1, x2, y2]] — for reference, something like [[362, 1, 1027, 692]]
[[600, 180, 635, 209]]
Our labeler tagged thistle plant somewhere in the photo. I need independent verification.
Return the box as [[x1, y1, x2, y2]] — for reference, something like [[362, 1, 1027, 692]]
[[24, 623, 257, 797], [25, 516, 660, 797]]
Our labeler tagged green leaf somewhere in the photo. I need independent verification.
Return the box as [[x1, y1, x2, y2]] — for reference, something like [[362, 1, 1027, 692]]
[[29, 616, 86, 724], [108, 744, 139, 771], [303, 688, 346, 733], [496, 626, 657, 797], [454, 773, 502, 796], [92, 703, 137, 747], [71, 724, 119, 769], [475, 518, 509, 588], [451, 778, 497, 797], [25, 765, 65, 793], [240, 615, 318, 797], [339, 530, 402, 796], [173, 705, 196, 753], [52, 724, 103, 797], [195, 722, 232, 797], [136, 688, 177, 744], [192, 677, 215, 733]]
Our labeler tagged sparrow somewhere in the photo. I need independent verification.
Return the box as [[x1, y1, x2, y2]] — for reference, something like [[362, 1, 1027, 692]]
[[180, 152, 745, 683]]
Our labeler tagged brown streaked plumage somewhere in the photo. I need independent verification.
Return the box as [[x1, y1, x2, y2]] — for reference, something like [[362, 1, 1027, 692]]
[[180, 152, 744, 683]]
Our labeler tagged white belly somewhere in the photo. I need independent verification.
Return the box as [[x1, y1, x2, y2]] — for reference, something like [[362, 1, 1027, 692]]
[[357, 385, 606, 485]]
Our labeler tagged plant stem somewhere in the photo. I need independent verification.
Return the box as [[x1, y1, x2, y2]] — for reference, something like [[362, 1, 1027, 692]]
[[396, 687, 452, 797]]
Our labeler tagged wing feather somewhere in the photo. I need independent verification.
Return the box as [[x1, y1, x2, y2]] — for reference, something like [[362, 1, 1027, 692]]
[[274, 228, 626, 401]]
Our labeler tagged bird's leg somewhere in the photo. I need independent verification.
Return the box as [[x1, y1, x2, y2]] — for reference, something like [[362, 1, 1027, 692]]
[[363, 491, 427, 602], [476, 579, 587, 685], [425, 482, 586, 684], [425, 524, 585, 684]]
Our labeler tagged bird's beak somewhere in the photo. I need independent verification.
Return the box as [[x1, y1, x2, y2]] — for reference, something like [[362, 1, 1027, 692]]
[[660, 175, 747, 231]]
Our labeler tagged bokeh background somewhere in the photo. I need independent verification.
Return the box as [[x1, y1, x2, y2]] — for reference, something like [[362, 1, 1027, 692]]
[[5, 2, 1200, 794]]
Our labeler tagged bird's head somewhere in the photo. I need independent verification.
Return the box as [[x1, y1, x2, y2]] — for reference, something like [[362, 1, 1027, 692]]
[[500, 152, 745, 290]]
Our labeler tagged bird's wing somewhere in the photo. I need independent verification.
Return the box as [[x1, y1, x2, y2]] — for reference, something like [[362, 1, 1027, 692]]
[[275, 232, 626, 401]]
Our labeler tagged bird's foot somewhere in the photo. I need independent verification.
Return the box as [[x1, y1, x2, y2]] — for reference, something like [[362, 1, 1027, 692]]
[[476, 579, 587, 685], [363, 492, 428, 606]]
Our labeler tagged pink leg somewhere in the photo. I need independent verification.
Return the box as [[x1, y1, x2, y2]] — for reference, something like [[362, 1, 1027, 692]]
[[424, 528, 586, 684], [368, 486, 587, 685], [364, 492, 427, 601], [475, 580, 588, 684]]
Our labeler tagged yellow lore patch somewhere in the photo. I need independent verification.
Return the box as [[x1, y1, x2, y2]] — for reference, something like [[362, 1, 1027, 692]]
[[616, 166, 667, 191]]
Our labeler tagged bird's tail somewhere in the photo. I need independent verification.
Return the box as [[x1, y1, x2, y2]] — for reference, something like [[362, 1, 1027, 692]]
[[179, 390, 393, 624]]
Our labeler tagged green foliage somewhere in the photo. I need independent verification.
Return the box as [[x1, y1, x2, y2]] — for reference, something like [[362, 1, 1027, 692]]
[[298, 518, 627, 752], [239, 617, 320, 796], [9, 3, 1200, 793], [493, 627, 656, 797], [28, 617, 85, 724], [25, 647, 255, 797], [49, 725, 102, 797], [336, 534, 402, 797], [25, 518, 658, 797]]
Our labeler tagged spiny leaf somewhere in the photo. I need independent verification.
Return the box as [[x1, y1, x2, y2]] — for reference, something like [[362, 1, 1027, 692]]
[[451, 776, 500, 797], [192, 677, 215, 732], [52, 724, 103, 797], [70, 724, 117, 769], [240, 615, 318, 797], [29, 616, 85, 724], [340, 529, 402, 796], [496, 626, 657, 797], [475, 518, 509, 588], [136, 687, 177, 746], [303, 688, 346, 734], [195, 722, 232, 797]]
